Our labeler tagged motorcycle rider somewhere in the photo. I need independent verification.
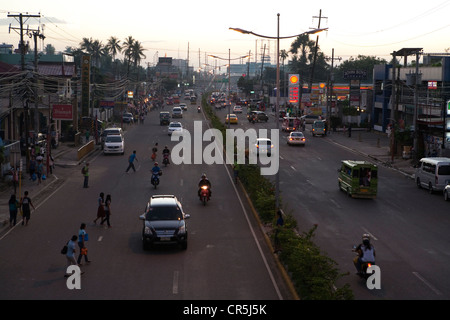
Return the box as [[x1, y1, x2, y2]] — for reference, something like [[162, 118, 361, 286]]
[[353, 234, 376, 274], [151, 162, 161, 183], [198, 173, 212, 199], [162, 145, 170, 165]]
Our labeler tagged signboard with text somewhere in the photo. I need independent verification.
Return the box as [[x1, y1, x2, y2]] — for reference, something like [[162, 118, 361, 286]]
[[52, 104, 73, 120], [288, 74, 299, 106]]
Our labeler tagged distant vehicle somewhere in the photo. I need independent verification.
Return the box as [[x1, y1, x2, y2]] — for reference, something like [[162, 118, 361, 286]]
[[172, 106, 183, 118], [253, 138, 273, 157], [139, 195, 190, 250], [338, 160, 378, 198], [123, 113, 134, 123], [281, 117, 299, 132], [233, 105, 243, 113], [103, 134, 125, 155], [312, 120, 326, 136], [160, 111, 170, 125], [179, 103, 188, 111], [300, 114, 321, 124], [287, 131, 306, 146], [168, 121, 183, 136], [247, 111, 268, 122], [225, 114, 238, 124], [416, 157, 450, 193]]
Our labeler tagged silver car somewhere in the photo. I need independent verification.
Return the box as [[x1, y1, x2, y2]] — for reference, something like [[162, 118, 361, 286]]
[[287, 131, 306, 146]]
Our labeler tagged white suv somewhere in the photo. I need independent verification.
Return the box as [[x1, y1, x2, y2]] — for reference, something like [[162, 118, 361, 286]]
[[103, 134, 125, 155]]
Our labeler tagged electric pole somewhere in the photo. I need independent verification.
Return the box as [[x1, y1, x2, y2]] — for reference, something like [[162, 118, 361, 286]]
[[308, 10, 327, 91]]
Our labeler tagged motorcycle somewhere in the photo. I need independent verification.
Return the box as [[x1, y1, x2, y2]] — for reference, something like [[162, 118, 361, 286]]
[[352, 245, 375, 280], [197, 106, 201, 113], [199, 185, 210, 206], [151, 171, 162, 189], [163, 153, 170, 167]]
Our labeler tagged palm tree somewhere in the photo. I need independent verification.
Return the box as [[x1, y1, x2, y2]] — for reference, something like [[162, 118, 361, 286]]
[[80, 37, 94, 54], [122, 36, 135, 77], [106, 36, 121, 78], [90, 39, 104, 68], [131, 40, 146, 79]]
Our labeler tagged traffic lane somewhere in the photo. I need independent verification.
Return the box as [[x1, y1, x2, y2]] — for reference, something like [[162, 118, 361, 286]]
[[277, 134, 450, 299], [167, 109, 285, 299], [78, 110, 284, 299]]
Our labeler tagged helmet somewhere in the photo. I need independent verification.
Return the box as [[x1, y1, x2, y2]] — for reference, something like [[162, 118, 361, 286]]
[[154, 162, 158, 166], [362, 234, 371, 245], [201, 173, 207, 179]]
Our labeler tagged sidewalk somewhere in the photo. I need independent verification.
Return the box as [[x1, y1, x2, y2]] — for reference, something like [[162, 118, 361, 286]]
[[324, 128, 416, 178], [0, 140, 91, 233]]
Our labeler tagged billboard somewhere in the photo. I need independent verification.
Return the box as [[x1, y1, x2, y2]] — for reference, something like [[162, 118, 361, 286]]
[[52, 104, 73, 120]]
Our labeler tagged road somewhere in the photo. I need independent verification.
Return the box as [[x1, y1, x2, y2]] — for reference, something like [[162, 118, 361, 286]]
[[214, 104, 450, 300], [0, 103, 293, 300]]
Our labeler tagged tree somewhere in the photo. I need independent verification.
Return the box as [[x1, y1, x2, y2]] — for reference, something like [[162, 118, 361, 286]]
[[44, 44, 55, 55], [288, 34, 329, 85], [335, 55, 388, 83], [122, 36, 135, 78], [105, 36, 122, 78]]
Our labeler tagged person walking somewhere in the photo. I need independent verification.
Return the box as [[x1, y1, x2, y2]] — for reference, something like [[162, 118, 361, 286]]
[[77, 223, 91, 266], [101, 194, 112, 228], [65, 235, 81, 277], [82, 162, 89, 188], [20, 191, 36, 226], [8, 194, 19, 227], [36, 159, 44, 185], [125, 150, 138, 173], [93, 193, 105, 224]]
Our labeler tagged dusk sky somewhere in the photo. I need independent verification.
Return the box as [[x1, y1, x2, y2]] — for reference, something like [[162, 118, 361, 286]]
[[1, 0, 449, 68]]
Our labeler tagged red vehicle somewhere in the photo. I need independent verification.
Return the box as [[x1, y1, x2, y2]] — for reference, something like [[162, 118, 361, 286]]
[[199, 185, 210, 206]]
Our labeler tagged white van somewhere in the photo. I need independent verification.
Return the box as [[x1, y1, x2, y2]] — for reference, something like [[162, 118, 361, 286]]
[[415, 157, 450, 193]]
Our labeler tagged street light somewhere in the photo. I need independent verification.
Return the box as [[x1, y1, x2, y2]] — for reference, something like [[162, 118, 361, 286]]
[[230, 14, 327, 209]]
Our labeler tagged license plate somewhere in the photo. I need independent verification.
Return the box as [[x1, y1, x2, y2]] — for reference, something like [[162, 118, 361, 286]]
[[360, 188, 368, 192], [160, 237, 171, 241]]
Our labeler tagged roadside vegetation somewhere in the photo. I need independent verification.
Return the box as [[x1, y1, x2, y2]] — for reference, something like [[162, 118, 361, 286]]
[[202, 94, 354, 300]]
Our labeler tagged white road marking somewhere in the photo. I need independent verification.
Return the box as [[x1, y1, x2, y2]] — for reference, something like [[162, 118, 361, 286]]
[[413, 272, 442, 295], [173, 271, 179, 294]]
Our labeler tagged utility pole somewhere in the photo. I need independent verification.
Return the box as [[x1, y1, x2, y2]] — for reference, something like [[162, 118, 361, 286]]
[[326, 49, 341, 131], [8, 12, 41, 172], [308, 10, 327, 91]]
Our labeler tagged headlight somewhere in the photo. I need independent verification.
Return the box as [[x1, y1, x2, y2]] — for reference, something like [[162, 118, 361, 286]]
[[179, 224, 186, 234], [144, 226, 152, 235]]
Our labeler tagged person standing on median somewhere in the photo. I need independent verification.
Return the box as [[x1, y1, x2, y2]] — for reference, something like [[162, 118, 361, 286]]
[[126, 150, 138, 173]]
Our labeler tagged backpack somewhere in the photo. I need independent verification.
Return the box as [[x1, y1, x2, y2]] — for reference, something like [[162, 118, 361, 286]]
[[61, 244, 68, 255], [81, 166, 86, 175]]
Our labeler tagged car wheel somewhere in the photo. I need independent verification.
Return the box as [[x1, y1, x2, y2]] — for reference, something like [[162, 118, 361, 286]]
[[445, 190, 449, 201], [180, 241, 188, 250], [416, 178, 421, 189]]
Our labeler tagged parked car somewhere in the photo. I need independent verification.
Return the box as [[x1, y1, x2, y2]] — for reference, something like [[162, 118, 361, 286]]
[[103, 134, 125, 155], [139, 195, 190, 250], [172, 106, 183, 118], [101, 127, 123, 148], [225, 114, 238, 124], [287, 131, 306, 146], [247, 111, 269, 122], [168, 122, 183, 136], [123, 112, 134, 123]]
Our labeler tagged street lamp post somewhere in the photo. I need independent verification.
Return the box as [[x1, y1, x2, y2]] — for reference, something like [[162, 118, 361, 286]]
[[230, 14, 328, 209], [209, 51, 250, 128]]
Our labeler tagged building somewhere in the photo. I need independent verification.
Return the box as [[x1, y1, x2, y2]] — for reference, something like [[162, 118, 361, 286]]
[[372, 49, 450, 156]]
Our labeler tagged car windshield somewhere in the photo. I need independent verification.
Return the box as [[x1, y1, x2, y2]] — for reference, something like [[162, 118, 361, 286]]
[[258, 140, 271, 146], [106, 136, 122, 142], [291, 132, 303, 137], [170, 123, 182, 128], [146, 206, 182, 221]]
